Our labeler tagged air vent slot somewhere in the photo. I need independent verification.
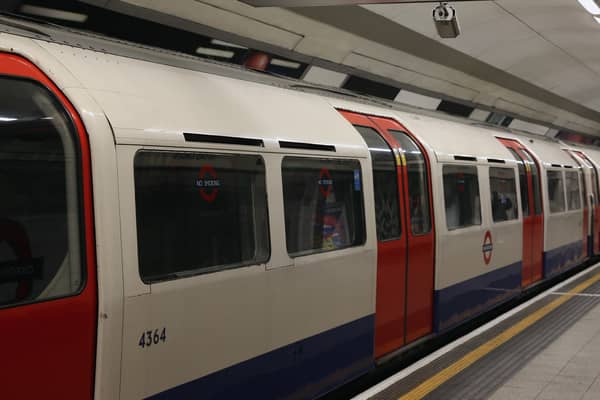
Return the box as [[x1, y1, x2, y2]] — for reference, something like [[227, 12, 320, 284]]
[[454, 155, 477, 162], [487, 158, 505, 164], [564, 165, 573, 169], [279, 141, 336, 152], [183, 133, 264, 147], [551, 164, 562, 168]]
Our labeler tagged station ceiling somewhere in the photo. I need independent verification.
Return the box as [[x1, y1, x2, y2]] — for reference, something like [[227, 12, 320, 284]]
[[18, 0, 600, 135]]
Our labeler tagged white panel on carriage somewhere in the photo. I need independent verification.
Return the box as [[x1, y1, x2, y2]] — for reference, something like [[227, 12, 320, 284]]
[[34, 41, 368, 159]]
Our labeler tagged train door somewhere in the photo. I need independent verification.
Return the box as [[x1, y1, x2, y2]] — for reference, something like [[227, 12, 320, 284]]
[[497, 138, 544, 286], [338, 110, 434, 358], [571, 151, 600, 255], [0, 55, 97, 398]]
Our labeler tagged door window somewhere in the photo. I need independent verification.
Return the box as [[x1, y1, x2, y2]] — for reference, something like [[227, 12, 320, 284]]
[[389, 130, 432, 235], [355, 126, 401, 241], [521, 150, 543, 215], [0, 77, 84, 307], [507, 148, 529, 217]]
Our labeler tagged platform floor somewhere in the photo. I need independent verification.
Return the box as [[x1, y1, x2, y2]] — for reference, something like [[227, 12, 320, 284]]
[[354, 263, 600, 400]]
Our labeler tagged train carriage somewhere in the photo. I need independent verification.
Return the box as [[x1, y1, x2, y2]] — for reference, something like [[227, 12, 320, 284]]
[[1, 16, 599, 400]]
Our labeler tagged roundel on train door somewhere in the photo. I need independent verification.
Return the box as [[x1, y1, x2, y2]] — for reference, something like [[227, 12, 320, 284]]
[[196, 164, 221, 203], [482, 230, 493, 265], [318, 167, 333, 198]]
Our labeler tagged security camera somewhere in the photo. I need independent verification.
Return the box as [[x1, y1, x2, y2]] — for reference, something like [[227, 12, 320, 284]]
[[433, 2, 460, 39]]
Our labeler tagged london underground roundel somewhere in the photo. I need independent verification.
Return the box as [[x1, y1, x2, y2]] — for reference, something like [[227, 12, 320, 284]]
[[196, 165, 220, 203], [482, 230, 493, 265], [318, 167, 333, 198]]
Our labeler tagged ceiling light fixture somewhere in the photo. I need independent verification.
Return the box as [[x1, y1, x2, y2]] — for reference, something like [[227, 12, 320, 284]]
[[20, 4, 88, 23], [595, 15, 600, 23], [195, 47, 235, 58], [270, 59, 301, 69], [577, 0, 600, 15]]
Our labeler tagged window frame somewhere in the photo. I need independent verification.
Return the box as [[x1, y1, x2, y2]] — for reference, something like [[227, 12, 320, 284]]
[[133, 148, 272, 283], [0, 75, 88, 309], [281, 155, 367, 258]]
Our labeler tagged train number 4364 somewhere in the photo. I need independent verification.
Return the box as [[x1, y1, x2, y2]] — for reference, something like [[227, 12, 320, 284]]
[[139, 327, 167, 348]]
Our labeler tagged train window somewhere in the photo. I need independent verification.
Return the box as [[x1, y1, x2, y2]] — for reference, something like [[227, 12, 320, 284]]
[[507, 149, 529, 217], [354, 126, 401, 241], [389, 130, 432, 235], [547, 170, 566, 213], [0, 77, 84, 307], [134, 151, 269, 282], [443, 165, 481, 230], [489, 167, 518, 222], [282, 157, 366, 257], [521, 150, 543, 215], [565, 171, 582, 210]]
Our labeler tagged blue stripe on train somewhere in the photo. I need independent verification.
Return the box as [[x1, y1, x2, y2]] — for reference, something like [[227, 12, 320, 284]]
[[543, 240, 584, 278], [433, 261, 522, 333], [146, 315, 375, 400]]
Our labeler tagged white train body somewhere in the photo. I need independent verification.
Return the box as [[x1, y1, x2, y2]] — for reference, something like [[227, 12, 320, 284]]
[[0, 19, 595, 400]]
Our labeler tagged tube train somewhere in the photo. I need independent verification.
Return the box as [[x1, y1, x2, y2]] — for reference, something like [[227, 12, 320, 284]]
[[0, 16, 598, 400]]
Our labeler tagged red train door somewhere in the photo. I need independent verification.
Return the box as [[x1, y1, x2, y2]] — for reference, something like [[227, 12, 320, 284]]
[[0, 54, 97, 399], [497, 138, 544, 286], [568, 150, 600, 255], [339, 110, 435, 358]]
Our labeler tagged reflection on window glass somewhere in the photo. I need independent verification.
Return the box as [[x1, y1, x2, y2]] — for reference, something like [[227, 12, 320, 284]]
[[134, 151, 270, 282], [355, 126, 401, 241], [282, 157, 366, 257], [565, 171, 581, 210], [389, 130, 432, 235], [443, 165, 481, 230], [547, 170, 565, 213], [0, 77, 83, 307], [507, 149, 529, 217], [489, 167, 518, 222]]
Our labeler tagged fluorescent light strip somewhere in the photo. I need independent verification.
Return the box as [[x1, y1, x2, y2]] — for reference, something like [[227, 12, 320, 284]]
[[577, 0, 600, 15], [595, 15, 600, 23], [195, 47, 235, 58], [270, 59, 301, 69], [0, 117, 17, 122], [20, 4, 88, 23], [210, 39, 247, 49]]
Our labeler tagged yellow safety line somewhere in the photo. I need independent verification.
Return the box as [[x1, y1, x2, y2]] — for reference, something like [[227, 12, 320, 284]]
[[398, 270, 600, 400]]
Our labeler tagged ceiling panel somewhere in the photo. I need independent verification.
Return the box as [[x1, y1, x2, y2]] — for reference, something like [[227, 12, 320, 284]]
[[364, 0, 600, 114]]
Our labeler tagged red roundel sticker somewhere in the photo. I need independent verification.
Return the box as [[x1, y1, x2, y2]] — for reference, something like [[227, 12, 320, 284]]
[[482, 230, 493, 265], [196, 165, 220, 203], [318, 167, 333, 198]]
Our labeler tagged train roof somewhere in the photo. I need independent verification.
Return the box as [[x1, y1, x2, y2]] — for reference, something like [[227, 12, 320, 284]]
[[1, 13, 589, 167], [0, 13, 560, 143]]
